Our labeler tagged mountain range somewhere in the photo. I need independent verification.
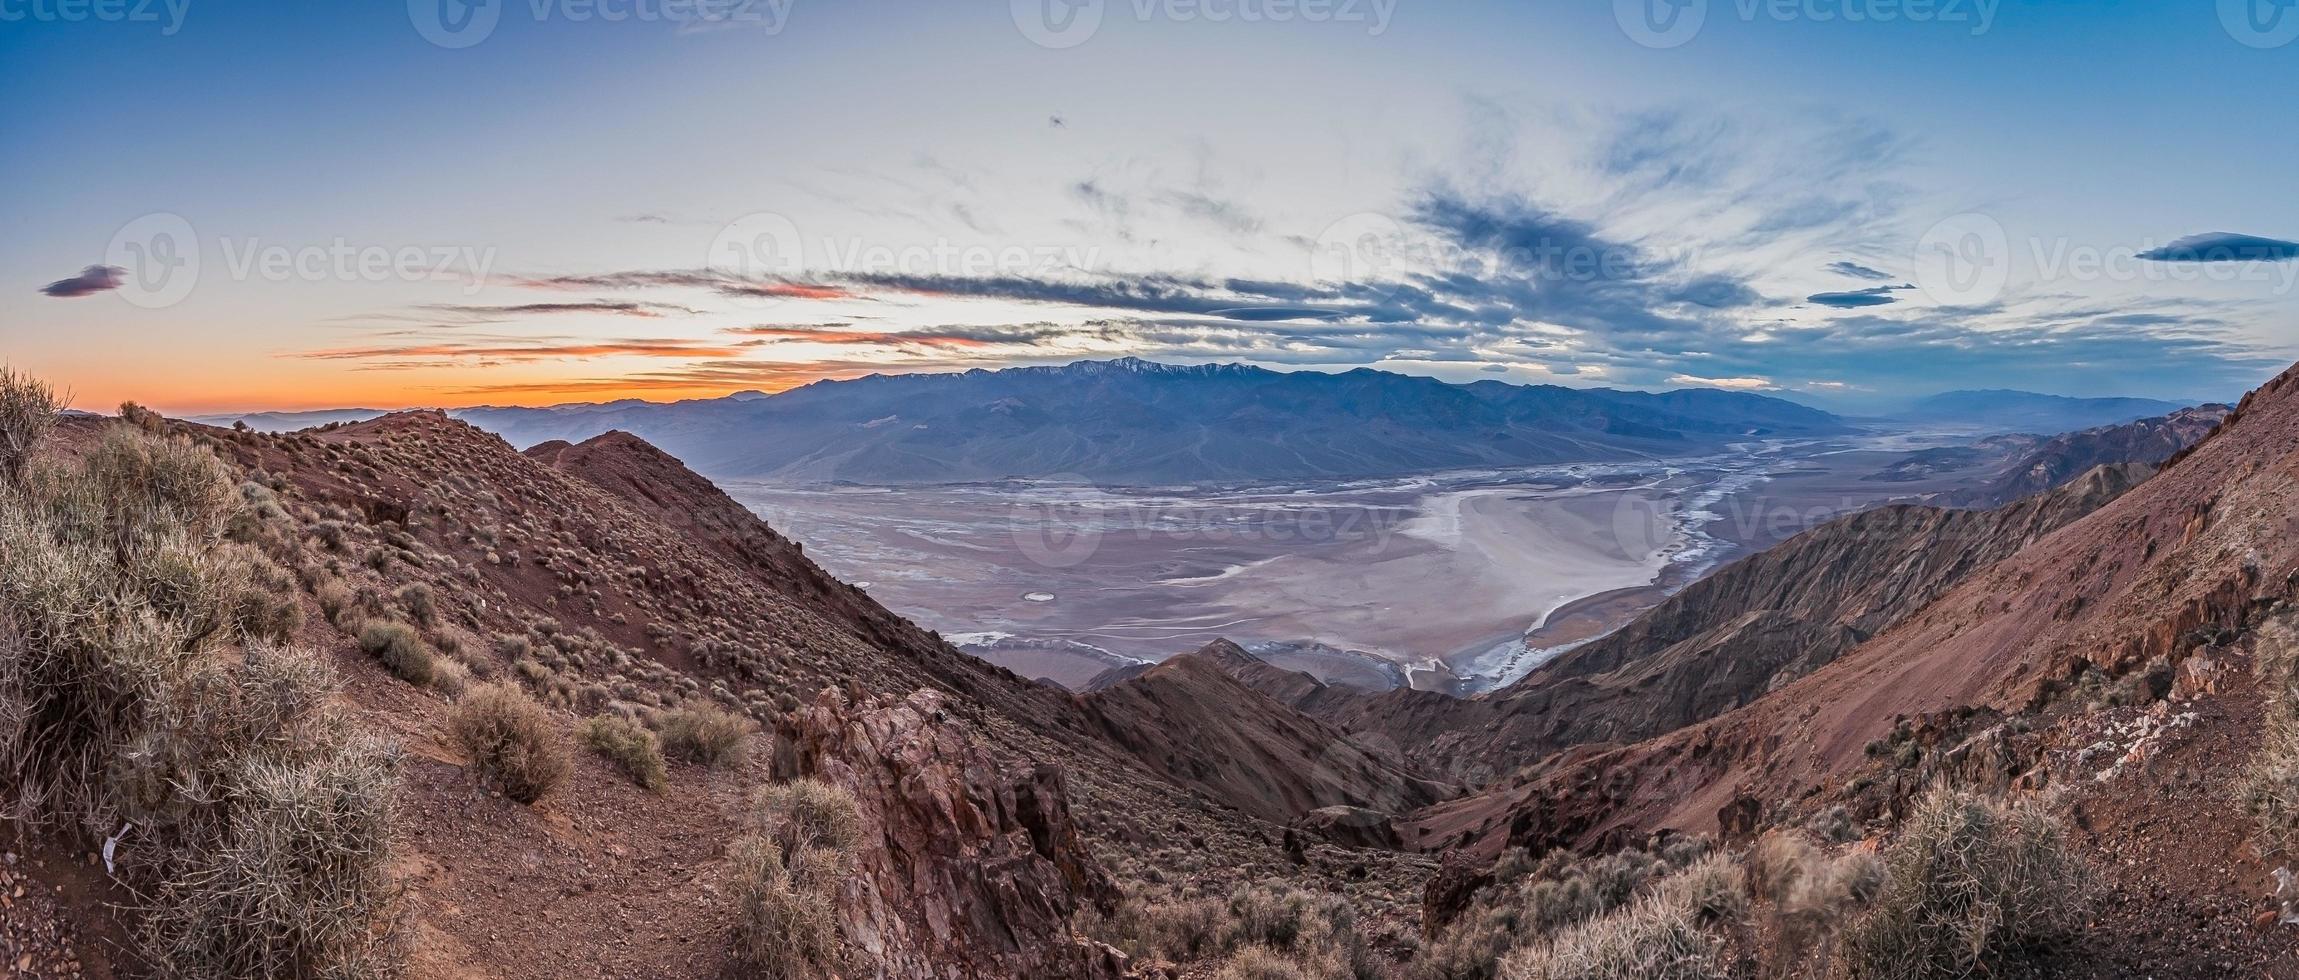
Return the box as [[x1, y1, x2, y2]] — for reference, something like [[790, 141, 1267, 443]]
[[1900, 388, 2195, 434], [209, 358, 1849, 485]]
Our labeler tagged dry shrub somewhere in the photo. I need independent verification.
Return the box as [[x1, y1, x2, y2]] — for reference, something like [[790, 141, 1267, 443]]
[[1498, 887, 1725, 980], [0, 366, 58, 487], [1215, 946, 1317, 980], [1836, 790, 2090, 979], [660, 704, 751, 767], [445, 683, 569, 804], [429, 657, 472, 697], [357, 620, 435, 686], [1415, 839, 1713, 980], [731, 778, 863, 976], [395, 583, 437, 627], [139, 738, 402, 979], [0, 381, 399, 979], [581, 714, 667, 792]]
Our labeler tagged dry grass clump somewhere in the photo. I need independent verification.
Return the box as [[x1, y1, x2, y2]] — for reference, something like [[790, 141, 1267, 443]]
[[1214, 946, 1318, 980], [445, 683, 570, 804], [1836, 790, 2090, 979], [357, 619, 435, 686], [1414, 838, 1713, 980], [1497, 886, 1726, 980], [660, 704, 752, 767], [730, 778, 864, 976], [0, 374, 399, 978], [138, 738, 402, 978], [581, 714, 667, 792], [0, 367, 58, 486]]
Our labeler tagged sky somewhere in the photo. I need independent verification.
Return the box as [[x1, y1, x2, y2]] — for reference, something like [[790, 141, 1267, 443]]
[[7, 0, 2299, 414]]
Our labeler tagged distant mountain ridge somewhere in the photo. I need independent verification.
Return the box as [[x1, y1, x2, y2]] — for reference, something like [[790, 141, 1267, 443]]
[[1900, 388, 2192, 433], [210, 358, 1848, 486]]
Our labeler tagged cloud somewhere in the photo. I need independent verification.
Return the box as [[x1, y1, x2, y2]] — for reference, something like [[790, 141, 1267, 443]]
[[1806, 285, 1912, 309], [2136, 232, 2299, 263], [417, 300, 701, 318], [293, 338, 746, 362], [512, 270, 859, 302], [39, 265, 123, 298], [1668, 374, 1778, 391], [1827, 261, 1894, 281]]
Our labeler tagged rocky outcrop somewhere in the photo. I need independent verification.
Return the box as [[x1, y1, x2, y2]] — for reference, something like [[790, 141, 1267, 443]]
[[782, 689, 1124, 980]]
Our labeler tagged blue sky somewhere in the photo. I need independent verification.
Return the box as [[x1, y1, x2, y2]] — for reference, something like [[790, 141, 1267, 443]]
[[6, 0, 2299, 412]]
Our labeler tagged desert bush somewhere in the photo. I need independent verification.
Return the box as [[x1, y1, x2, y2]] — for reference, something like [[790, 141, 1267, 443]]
[[1415, 840, 1716, 980], [750, 778, 864, 859], [729, 836, 844, 978], [730, 778, 863, 976], [582, 715, 667, 792], [1215, 946, 1317, 980], [445, 683, 569, 804], [395, 582, 437, 627], [0, 366, 58, 487], [1498, 888, 1725, 980], [429, 657, 472, 697], [1836, 790, 2091, 979], [0, 390, 400, 978], [660, 704, 752, 767], [139, 738, 402, 979], [357, 620, 435, 686]]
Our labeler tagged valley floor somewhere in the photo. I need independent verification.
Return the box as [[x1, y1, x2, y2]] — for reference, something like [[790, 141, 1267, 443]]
[[729, 428, 2008, 692]]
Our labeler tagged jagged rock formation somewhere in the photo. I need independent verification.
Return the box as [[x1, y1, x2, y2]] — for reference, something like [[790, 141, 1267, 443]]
[[780, 689, 1125, 980], [1081, 641, 1456, 827]]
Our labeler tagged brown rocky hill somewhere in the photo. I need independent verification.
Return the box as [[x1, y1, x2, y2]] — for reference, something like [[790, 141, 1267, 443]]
[[1400, 365, 2299, 973], [1940, 402, 2231, 509], [1081, 640, 1457, 825], [0, 403, 1456, 979]]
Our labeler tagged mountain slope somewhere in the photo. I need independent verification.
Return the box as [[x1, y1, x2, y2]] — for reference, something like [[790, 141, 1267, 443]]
[[446, 358, 1847, 484], [141, 410, 1443, 977], [1079, 640, 1457, 826], [1413, 359, 2299, 856]]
